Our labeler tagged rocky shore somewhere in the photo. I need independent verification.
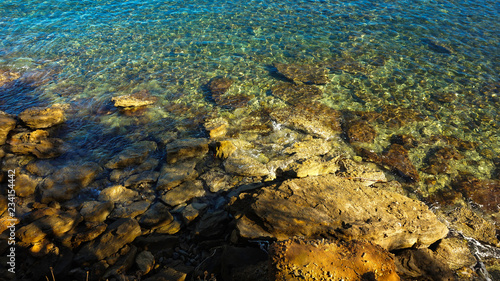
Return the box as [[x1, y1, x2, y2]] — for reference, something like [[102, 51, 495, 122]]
[[0, 64, 499, 281]]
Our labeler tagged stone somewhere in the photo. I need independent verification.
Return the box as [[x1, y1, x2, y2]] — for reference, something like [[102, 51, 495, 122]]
[[271, 82, 323, 105], [109, 201, 151, 219], [327, 58, 369, 75], [338, 158, 387, 186], [76, 218, 142, 264], [8, 130, 65, 158], [139, 202, 174, 227], [166, 138, 209, 164], [16, 172, 42, 197], [439, 206, 499, 247], [200, 168, 232, 193], [422, 38, 453, 54], [111, 89, 158, 109], [274, 63, 329, 85], [25, 160, 56, 176], [423, 146, 463, 175], [270, 103, 341, 139], [156, 160, 199, 191], [79, 201, 114, 223], [40, 162, 101, 203], [17, 208, 82, 244], [347, 120, 377, 143], [207, 77, 233, 95], [136, 250, 155, 275], [434, 237, 476, 270], [359, 144, 419, 182], [214, 93, 254, 109], [284, 155, 340, 178], [195, 210, 230, 238], [0, 111, 16, 145], [72, 223, 107, 248], [18, 106, 65, 129], [143, 267, 186, 281], [123, 171, 160, 188], [395, 248, 456, 280], [230, 175, 448, 251], [103, 245, 138, 279], [98, 185, 139, 203], [224, 151, 270, 177], [105, 141, 157, 169], [204, 117, 228, 139], [160, 180, 206, 207], [215, 140, 237, 159], [269, 238, 399, 281], [282, 137, 332, 158], [110, 157, 160, 182], [452, 176, 499, 213], [0, 69, 20, 87], [390, 134, 419, 149], [154, 218, 182, 234], [181, 202, 208, 223]]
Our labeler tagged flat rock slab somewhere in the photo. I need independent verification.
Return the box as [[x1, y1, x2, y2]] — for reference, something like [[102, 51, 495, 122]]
[[9, 130, 65, 159], [166, 138, 209, 164], [230, 175, 448, 251], [269, 238, 399, 281], [76, 218, 142, 264], [160, 180, 206, 207], [112, 89, 158, 109], [274, 63, 330, 85], [271, 82, 323, 105], [0, 112, 16, 145], [19, 106, 65, 129], [105, 141, 157, 169]]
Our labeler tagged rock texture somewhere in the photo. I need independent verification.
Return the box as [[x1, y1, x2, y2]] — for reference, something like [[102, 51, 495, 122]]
[[271, 82, 323, 105], [112, 89, 158, 109], [105, 141, 157, 169], [269, 238, 399, 281], [9, 130, 65, 158], [230, 175, 448, 250], [165, 138, 209, 164], [18, 106, 65, 129], [0, 111, 16, 145]]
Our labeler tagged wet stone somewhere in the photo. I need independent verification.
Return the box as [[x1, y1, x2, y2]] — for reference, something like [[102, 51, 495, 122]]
[[139, 202, 174, 227], [157, 160, 199, 191], [9, 129, 65, 159], [204, 116, 228, 139], [274, 62, 329, 85], [16, 172, 42, 197], [214, 93, 254, 109], [0, 69, 20, 87], [207, 77, 233, 95], [18, 106, 65, 129], [390, 134, 419, 149], [271, 82, 323, 105], [195, 210, 230, 238], [224, 151, 270, 177], [105, 141, 157, 169], [0, 111, 16, 145], [200, 168, 232, 193], [346, 119, 377, 143], [79, 201, 114, 223], [72, 223, 108, 248], [326, 58, 369, 75], [109, 201, 151, 219], [181, 202, 208, 224], [25, 160, 56, 176], [136, 250, 155, 275], [160, 180, 206, 207], [98, 185, 139, 203], [452, 176, 500, 213], [112, 89, 158, 109], [423, 146, 463, 175], [395, 248, 456, 280], [422, 38, 453, 54], [165, 138, 209, 164], [123, 170, 160, 188]]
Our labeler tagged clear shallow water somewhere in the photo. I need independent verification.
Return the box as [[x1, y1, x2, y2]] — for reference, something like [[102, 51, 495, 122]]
[[0, 0, 499, 187]]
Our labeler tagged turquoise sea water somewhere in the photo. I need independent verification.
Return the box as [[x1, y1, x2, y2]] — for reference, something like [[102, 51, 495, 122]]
[[0, 0, 499, 188]]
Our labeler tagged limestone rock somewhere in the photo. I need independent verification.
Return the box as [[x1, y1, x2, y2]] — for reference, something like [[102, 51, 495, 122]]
[[207, 77, 233, 95], [136, 250, 155, 275], [16, 172, 42, 197], [347, 120, 377, 143], [181, 202, 208, 224], [166, 138, 209, 164], [98, 185, 139, 203], [112, 89, 158, 109], [40, 162, 101, 203], [156, 160, 199, 191], [200, 168, 232, 193], [224, 151, 270, 177], [271, 82, 323, 105], [269, 238, 399, 281], [230, 175, 448, 250], [9, 130, 65, 158], [0, 69, 20, 87], [123, 170, 159, 188], [282, 137, 332, 159], [72, 223, 107, 248], [143, 267, 186, 281], [79, 201, 114, 223], [0, 111, 16, 145], [18, 106, 65, 129], [359, 144, 419, 182], [204, 117, 228, 139], [339, 158, 387, 186], [76, 218, 142, 263], [139, 202, 174, 227], [160, 180, 206, 207], [109, 201, 151, 219], [270, 103, 341, 139], [216, 140, 237, 159], [284, 155, 339, 178], [105, 141, 157, 169], [25, 160, 56, 176], [17, 208, 82, 244], [274, 63, 329, 85], [434, 237, 476, 270], [395, 248, 456, 280], [103, 245, 138, 279]]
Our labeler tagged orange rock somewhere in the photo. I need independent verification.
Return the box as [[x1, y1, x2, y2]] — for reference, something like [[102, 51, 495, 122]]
[[269, 237, 400, 281]]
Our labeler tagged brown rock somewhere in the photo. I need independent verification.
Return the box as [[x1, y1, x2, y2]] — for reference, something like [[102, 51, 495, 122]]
[[109, 201, 151, 219], [139, 202, 174, 227], [105, 141, 157, 169], [434, 237, 476, 270], [0, 111, 16, 145], [18, 106, 65, 129], [111, 89, 158, 109], [79, 201, 114, 223], [98, 185, 139, 203], [327, 58, 369, 75], [359, 144, 419, 182], [200, 168, 232, 193], [214, 93, 253, 109], [271, 82, 323, 105], [207, 77, 233, 95], [224, 151, 269, 177], [136, 250, 155, 275], [204, 117, 228, 139], [230, 175, 448, 250], [347, 120, 377, 143], [452, 176, 500, 213], [156, 160, 199, 191], [76, 218, 142, 263], [274, 63, 329, 84], [165, 138, 209, 164], [16, 172, 42, 197], [143, 267, 186, 281], [395, 248, 456, 280], [0, 69, 20, 87], [269, 238, 399, 281], [160, 180, 206, 207], [8, 129, 65, 158]]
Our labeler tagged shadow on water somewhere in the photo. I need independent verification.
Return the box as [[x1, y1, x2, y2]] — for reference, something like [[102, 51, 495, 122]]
[[0, 81, 50, 115]]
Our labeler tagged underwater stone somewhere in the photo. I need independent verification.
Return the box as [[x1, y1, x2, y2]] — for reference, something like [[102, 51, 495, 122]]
[[19, 106, 65, 129], [9, 130, 65, 159], [271, 82, 323, 105], [79, 201, 114, 223], [160, 180, 206, 207], [204, 117, 228, 139], [0, 111, 16, 145], [346, 119, 377, 143], [207, 77, 233, 95], [105, 141, 157, 169], [111, 89, 158, 109], [138, 202, 174, 227], [274, 63, 329, 85], [165, 138, 209, 164], [156, 160, 199, 191], [0, 69, 20, 87]]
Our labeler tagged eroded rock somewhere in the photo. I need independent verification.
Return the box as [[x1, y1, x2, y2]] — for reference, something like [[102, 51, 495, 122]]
[[112, 89, 158, 109], [160, 180, 206, 207], [166, 138, 209, 164], [156, 160, 199, 191], [274, 63, 329, 85], [230, 175, 448, 250], [105, 141, 157, 169], [9, 129, 65, 158], [0, 111, 16, 145], [19, 106, 65, 129], [271, 82, 323, 105]]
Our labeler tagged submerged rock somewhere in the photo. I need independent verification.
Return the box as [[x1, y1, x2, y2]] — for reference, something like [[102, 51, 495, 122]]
[[16, 172, 42, 197], [9, 129, 65, 159], [359, 144, 419, 182], [269, 238, 399, 281], [111, 89, 158, 109], [274, 63, 329, 85], [165, 138, 209, 164], [207, 77, 233, 95], [98, 185, 139, 203], [18, 106, 65, 129], [346, 119, 377, 143], [105, 141, 157, 169], [326, 58, 369, 75], [422, 38, 453, 54], [452, 176, 499, 213], [423, 146, 463, 175], [79, 201, 114, 223], [271, 82, 323, 105], [156, 159, 199, 191], [0, 69, 21, 87], [76, 218, 142, 264], [160, 180, 206, 207], [0, 111, 16, 145], [204, 117, 228, 139], [230, 175, 448, 250]]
